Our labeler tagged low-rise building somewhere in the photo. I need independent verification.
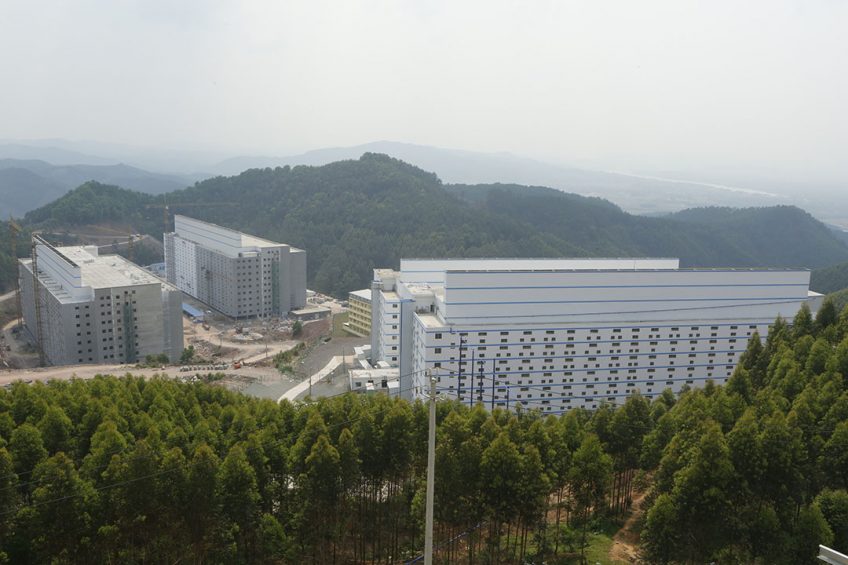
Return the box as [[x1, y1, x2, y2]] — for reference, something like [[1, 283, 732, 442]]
[[345, 289, 372, 336]]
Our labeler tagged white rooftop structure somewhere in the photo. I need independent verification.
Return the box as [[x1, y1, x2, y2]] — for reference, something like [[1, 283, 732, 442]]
[[173, 215, 303, 257], [397, 258, 680, 284], [28, 242, 176, 302]]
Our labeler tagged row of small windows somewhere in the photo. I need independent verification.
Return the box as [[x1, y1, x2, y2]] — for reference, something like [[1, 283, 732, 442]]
[[433, 325, 759, 341]]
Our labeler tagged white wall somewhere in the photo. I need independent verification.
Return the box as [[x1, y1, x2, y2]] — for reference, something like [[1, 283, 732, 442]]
[[174, 215, 244, 257], [399, 258, 680, 284], [441, 269, 810, 324]]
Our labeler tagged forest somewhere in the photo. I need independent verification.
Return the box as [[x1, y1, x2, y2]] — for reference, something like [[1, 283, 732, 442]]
[[812, 261, 848, 295], [11, 153, 848, 297], [0, 300, 847, 563]]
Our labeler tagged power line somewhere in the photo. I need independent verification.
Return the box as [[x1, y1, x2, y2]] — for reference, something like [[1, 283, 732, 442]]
[[0, 465, 178, 518]]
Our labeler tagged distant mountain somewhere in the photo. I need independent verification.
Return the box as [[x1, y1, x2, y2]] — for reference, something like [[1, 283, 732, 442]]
[[211, 141, 791, 215], [6, 139, 837, 219], [0, 158, 195, 216], [0, 139, 228, 174], [20, 155, 848, 297], [0, 143, 117, 166]]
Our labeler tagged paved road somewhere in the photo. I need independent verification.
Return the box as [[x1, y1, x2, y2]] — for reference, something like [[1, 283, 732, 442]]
[[0, 291, 15, 303], [278, 355, 353, 403], [0, 362, 282, 387], [241, 340, 298, 365]]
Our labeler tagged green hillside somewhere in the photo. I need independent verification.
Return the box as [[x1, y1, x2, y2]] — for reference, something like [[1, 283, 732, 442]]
[[1, 303, 847, 562], [0, 158, 193, 216], [19, 154, 848, 296], [829, 288, 848, 312], [0, 220, 30, 296], [812, 261, 848, 294], [667, 206, 848, 268]]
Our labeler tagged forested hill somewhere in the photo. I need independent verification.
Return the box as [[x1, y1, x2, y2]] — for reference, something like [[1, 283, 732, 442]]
[[0, 158, 194, 217], [450, 187, 848, 269], [813, 261, 848, 294], [18, 154, 848, 296], [1, 303, 847, 562]]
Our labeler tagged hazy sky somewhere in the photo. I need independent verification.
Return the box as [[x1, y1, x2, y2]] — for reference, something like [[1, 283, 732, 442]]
[[1, 0, 845, 178]]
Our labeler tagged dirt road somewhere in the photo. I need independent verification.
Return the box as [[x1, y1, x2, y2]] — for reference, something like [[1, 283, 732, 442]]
[[609, 490, 647, 563], [0, 362, 282, 387]]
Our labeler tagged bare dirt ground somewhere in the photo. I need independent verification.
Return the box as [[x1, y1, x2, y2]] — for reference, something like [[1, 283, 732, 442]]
[[609, 490, 647, 564], [0, 290, 364, 403]]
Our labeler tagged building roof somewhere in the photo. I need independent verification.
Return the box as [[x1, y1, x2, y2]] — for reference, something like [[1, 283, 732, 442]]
[[172, 215, 303, 255], [182, 303, 204, 318], [349, 289, 372, 301], [59, 247, 166, 289], [21, 243, 177, 304]]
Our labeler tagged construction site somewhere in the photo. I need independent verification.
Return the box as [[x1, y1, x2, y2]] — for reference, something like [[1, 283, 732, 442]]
[[1, 264, 366, 402], [1, 207, 368, 402]]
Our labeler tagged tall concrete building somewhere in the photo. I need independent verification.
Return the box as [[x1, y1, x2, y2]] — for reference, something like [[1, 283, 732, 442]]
[[371, 258, 822, 411], [164, 215, 307, 318], [19, 237, 184, 366]]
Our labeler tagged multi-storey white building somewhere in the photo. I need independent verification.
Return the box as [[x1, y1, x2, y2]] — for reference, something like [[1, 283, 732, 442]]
[[18, 237, 184, 365], [371, 258, 821, 412], [164, 215, 307, 318]]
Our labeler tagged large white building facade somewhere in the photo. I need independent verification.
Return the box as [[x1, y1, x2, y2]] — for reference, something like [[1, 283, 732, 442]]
[[19, 237, 184, 365], [164, 215, 307, 318], [371, 258, 821, 412]]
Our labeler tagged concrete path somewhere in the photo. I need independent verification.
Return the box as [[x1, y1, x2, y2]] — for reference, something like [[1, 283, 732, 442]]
[[278, 355, 352, 403]]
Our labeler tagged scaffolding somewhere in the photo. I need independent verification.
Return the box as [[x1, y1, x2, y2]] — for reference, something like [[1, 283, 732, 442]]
[[30, 236, 46, 366], [7, 218, 23, 328]]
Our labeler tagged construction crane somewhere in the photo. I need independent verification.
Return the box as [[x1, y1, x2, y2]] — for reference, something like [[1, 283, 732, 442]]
[[7, 216, 23, 329]]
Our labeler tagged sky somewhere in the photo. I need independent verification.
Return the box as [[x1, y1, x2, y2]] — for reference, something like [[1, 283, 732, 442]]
[[0, 0, 845, 180]]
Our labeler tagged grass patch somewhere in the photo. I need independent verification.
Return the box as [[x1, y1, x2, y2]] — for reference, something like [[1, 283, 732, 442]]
[[331, 311, 350, 337], [0, 296, 18, 329], [552, 518, 628, 565]]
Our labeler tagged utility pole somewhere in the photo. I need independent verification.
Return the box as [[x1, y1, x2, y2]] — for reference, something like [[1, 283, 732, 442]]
[[491, 359, 496, 411], [424, 369, 436, 565], [469, 349, 474, 408]]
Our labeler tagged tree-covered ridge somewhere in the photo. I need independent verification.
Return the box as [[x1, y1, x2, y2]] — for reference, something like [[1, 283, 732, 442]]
[[0, 220, 31, 297], [666, 205, 848, 268], [813, 261, 848, 294], [0, 373, 630, 563], [1, 302, 848, 562], [18, 154, 848, 296], [23, 181, 157, 229], [641, 301, 848, 563]]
